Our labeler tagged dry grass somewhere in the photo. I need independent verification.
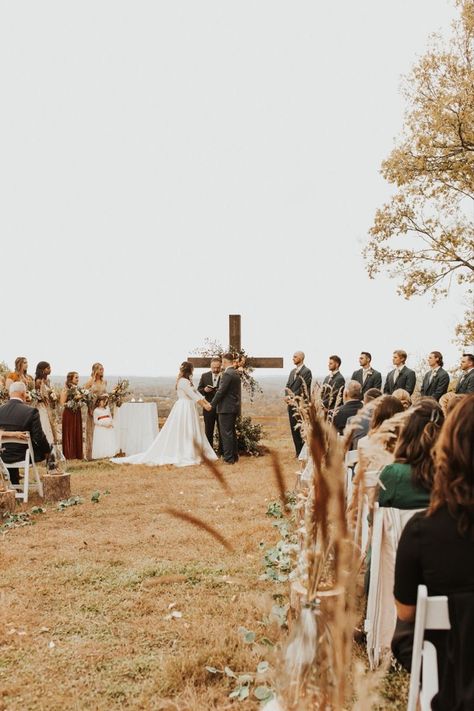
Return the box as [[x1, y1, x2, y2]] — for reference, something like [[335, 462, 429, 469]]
[[0, 409, 407, 710]]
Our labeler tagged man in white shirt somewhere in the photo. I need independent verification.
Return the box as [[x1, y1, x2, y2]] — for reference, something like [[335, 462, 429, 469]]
[[420, 351, 450, 400], [197, 357, 222, 450], [384, 350, 416, 395]]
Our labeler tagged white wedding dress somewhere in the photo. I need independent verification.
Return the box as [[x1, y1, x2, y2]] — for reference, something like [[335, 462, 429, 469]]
[[111, 378, 217, 467]]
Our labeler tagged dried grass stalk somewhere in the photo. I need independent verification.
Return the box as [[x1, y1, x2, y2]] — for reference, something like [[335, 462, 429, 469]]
[[163, 507, 234, 552]]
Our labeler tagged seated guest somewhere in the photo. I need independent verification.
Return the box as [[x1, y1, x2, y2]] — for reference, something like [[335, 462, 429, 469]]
[[0, 382, 51, 484], [392, 388, 412, 410], [384, 350, 416, 395], [439, 391, 464, 417], [356, 395, 405, 495], [420, 350, 450, 401], [333, 380, 363, 435], [455, 352, 474, 394], [393, 395, 474, 709], [351, 352, 382, 395], [322, 355, 345, 414], [345, 387, 382, 449], [378, 398, 444, 510]]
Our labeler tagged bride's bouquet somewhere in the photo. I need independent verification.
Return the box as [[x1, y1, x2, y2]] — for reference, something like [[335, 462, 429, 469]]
[[109, 379, 130, 409]]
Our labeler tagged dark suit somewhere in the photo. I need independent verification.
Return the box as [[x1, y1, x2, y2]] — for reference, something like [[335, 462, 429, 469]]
[[211, 367, 241, 463], [383, 366, 416, 395], [322, 371, 345, 412], [0, 398, 51, 484], [197, 370, 221, 450], [455, 369, 474, 394], [420, 368, 450, 401], [333, 399, 363, 435], [351, 368, 382, 395], [285, 364, 312, 456]]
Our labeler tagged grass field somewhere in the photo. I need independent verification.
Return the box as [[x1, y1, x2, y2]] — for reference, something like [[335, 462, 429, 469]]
[[0, 413, 407, 710]]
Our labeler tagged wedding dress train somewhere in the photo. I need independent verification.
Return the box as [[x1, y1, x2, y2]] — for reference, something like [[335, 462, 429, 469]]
[[111, 378, 217, 467]]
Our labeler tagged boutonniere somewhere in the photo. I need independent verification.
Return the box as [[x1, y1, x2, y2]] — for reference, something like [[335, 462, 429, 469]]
[[367, 370, 373, 376]]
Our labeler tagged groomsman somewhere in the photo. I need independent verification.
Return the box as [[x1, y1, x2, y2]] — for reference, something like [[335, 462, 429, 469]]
[[384, 350, 416, 395], [420, 351, 450, 400], [322, 355, 345, 412], [210, 353, 241, 464], [351, 352, 382, 395], [455, 353, 474, 394], [285, 351, 312, 457], [198, 357, 222, 450]]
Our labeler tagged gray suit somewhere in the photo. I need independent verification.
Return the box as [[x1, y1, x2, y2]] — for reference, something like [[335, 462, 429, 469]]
[[211, 367, 241, 463], [384, 366, 416, 396], [351, 368, 382, 395], [285, 364, 312, 456], [322, 371, 345, 411], [420, 368, 450, 401], [455, 369, 474, 394]]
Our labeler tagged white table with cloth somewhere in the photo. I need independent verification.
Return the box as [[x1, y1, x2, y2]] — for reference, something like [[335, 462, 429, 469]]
[[114, 402, 159, 456]]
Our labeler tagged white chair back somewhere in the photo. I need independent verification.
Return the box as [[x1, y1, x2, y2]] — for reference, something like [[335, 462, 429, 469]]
[[0, 434, 43, 502], [407, 585, 450, 711]]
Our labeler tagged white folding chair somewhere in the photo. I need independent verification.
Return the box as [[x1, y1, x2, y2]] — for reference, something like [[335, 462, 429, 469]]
[[0, 434, 43, 502], [345, 449, 358, 503], [407, 585, 450, 711]]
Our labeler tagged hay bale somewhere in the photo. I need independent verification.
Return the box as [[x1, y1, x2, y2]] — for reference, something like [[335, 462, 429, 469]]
[[42, 472, 71, 502], [0, 489, 16, 515]]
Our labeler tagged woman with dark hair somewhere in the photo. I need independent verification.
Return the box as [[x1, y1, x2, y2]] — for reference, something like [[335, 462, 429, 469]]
[[393, 395, 474, 707], [59, 371, 84, 459], [378, 398, 444, 509], [34, 360, 55, 444], [112, 362, 215, 467]]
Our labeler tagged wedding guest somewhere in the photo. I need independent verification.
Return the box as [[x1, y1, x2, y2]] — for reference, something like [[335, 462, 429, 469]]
[[198, 357, 222, 451], [84, 363, 107, 460], [439, 391, 464, 416], [351, 352, 382, 395], [322, 355, 345, 414], [0, 382, 51, 485], [383, 350, 416, 396], [34, 361, 55, 444], [393, 395, 474, 709], [420, 351, 450, 400], [455, 352, 474, 394], [5, 357, 33, 391], [211, 353, 241, 465], [92, 395, 117, 459], [356, 395, 405, 495], [392, 388, 412, 410], [285, 351, 312, 457], [60, 372, 83, 460], [378, 398, 444, 509], [333, 380, 363, 435], [345, 387, 382, 450]]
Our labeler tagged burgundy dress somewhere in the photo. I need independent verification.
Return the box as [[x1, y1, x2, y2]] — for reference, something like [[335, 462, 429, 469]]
[[62, 407, 83, 459]]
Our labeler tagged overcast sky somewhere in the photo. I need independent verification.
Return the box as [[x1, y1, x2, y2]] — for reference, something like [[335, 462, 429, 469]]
[[1, 1, 463, 378]]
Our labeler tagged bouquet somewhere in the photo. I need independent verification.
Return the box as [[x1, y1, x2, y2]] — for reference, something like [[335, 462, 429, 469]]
[[0, 386, 9, 405], [109, 379, 130, 408], [65, 386, 94, 412]]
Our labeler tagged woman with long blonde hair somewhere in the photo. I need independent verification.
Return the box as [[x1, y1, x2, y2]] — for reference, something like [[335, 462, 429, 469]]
[[84, 363, 107, 460]]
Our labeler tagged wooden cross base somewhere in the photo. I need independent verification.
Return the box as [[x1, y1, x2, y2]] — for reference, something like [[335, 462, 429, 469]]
[[42, 472, 71, 502], [0, 489, 16, 515]]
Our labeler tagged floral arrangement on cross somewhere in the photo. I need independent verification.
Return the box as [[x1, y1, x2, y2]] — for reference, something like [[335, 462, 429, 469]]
[[191, 338, 263, 402]]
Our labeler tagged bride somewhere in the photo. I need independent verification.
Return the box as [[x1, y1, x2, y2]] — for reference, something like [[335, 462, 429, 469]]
[[111, 362, 217, 467]]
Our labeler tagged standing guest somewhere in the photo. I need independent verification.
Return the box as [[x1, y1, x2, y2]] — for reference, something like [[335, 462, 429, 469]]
[[60, 371, 84, 460], [322, 355, 345, 414], [393, 395, 474, 709], [333, 380, 363, 435], [378, 398, 444, 510], [92, 395, 117, 459], [34, 361, 55, 444], [84, 363, 107, 460], [455, 353, 474, 394], [5, 357, 33, 391], [285, 351, 312, 457], [392, 388, 412, 410], [351, 352, 382, 395], [383, 350, 416, 396], [420, 351, 450, 400], [0, 382, 51, 485], [211, 353, 241, 465], [197, 357, 222, 451]]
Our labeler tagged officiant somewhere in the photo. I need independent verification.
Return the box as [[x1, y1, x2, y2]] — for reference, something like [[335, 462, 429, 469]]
[[198, 357, 222, 452]]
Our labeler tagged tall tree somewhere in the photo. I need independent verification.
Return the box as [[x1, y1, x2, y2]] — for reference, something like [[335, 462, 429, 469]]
[[365, 0, 474, 345]]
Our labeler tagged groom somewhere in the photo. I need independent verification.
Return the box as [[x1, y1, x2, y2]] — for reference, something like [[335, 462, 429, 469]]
[[210, 353, 241, 465]]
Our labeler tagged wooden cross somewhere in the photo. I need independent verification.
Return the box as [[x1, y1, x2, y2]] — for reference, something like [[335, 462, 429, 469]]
[[189, 314, 283, 410]]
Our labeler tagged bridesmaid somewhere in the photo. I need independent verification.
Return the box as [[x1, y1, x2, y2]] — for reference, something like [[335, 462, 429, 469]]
[[60, 371, 84, 460], [34, 361, 55, 444], [5, 357, 34, 391], [84, 363, 107, 460]]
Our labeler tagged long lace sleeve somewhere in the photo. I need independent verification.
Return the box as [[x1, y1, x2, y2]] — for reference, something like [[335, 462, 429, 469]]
[[179, 378, 203, 403]]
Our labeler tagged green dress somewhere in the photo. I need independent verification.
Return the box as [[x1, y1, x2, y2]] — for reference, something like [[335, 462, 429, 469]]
[[378, 462, 431, 509]]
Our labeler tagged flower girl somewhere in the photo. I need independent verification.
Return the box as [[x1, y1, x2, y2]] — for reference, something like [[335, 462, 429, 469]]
[[92, 395, 117, 459]]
